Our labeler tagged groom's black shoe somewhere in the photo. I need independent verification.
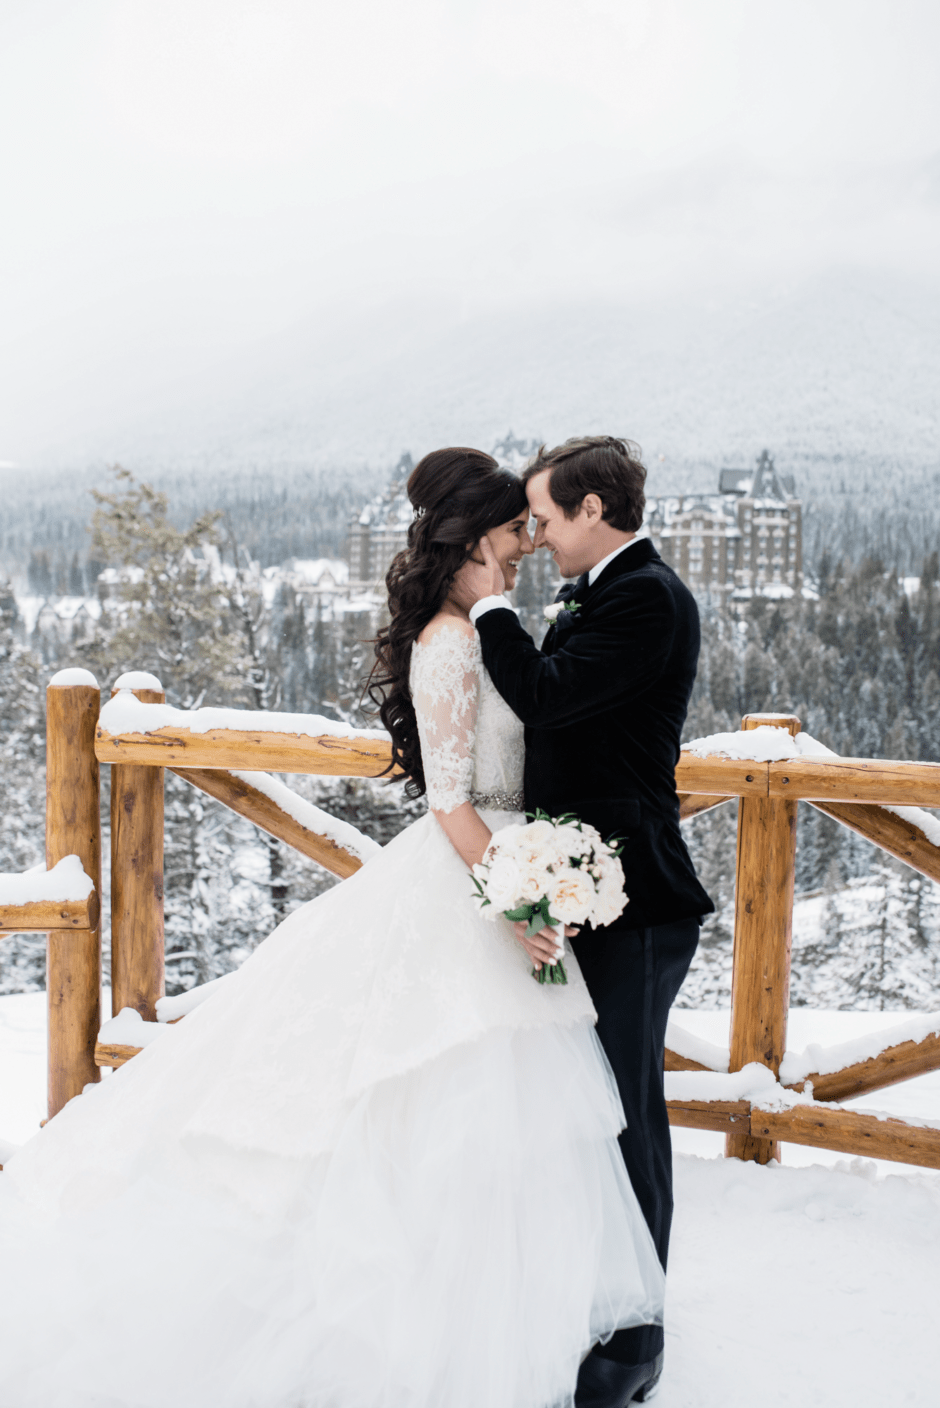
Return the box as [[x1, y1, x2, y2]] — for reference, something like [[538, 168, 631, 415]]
[[573, 1350, 664, 1407]]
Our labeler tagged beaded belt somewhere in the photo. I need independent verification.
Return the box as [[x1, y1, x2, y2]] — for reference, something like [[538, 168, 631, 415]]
[[470, 789, 525, 812]]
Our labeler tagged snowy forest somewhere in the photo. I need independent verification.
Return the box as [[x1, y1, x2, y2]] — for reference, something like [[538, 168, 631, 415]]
[[2, 464, 940, 1010]]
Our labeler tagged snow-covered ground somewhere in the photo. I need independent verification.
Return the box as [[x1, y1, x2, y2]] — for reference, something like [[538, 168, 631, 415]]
[[2, 996, 939, 1405]]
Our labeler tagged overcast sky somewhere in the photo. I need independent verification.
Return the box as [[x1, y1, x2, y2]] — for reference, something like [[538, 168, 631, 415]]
[[2, 0, 939, 464]]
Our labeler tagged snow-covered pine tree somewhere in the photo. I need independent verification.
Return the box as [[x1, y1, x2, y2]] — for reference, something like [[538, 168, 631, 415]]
[[674, 800, 738, 1007], [90, 470, 278, 992], [90, 468, 248, 707]]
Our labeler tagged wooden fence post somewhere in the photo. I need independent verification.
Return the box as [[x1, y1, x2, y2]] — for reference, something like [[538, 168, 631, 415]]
[[46, 669, 102, 1118], [109, 673, 165, 1021], [725, 712, 801, 1164]]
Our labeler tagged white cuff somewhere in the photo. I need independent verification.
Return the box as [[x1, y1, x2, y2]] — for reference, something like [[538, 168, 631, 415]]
[[469, 594, 512, 625]]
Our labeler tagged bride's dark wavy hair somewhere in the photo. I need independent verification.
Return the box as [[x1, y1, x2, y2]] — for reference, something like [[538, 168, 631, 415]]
[[366, 447, 528, 798]]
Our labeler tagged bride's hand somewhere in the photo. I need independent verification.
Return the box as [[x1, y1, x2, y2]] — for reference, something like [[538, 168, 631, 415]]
[[451, 535, 506, 613], [512, 920, 580, 971]]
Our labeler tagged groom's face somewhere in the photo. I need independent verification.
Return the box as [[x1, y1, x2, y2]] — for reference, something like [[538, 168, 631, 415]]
[[526, 469, 597, 579]]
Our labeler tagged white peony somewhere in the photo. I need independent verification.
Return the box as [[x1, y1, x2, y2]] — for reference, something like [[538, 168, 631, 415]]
[[518, 864, 550, 903], [484, 855, 523, 911], [542, 845, 577, 876], [521, 819, 555, 845], [592, 870, 628, 927], [550, 825, 590, 860], [485, 824, 522, 862], [546, 868, 596, 924]]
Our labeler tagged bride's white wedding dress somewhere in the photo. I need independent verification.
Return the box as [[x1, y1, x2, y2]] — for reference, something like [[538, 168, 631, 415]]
[[0, 624, 664, 1408]]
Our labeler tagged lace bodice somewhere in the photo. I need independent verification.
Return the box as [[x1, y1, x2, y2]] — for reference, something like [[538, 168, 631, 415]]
[[410, 623, 524, 813]]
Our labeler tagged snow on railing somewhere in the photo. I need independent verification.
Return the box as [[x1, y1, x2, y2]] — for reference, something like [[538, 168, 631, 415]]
[[226, 770, 380, 866], [0, 855, 94, 907], [99, 690, 389, 742], [666, 1063, 806, 1111], [98, 1007, 169, 1050], [96, 691, 395, 780], [683, 727, 940, 846], [665, 1066, 940, 1131], [683, 723, 809, 762], [665, 1020, 730, 1073], [779, 1014, 940, 1086]]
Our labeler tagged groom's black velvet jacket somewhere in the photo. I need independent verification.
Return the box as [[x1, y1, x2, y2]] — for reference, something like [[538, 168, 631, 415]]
[[476, 539, 714, 931]]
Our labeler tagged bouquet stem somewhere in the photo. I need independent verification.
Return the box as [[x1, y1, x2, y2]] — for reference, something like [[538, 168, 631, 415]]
[[533, 958, 568, 985], [532, 920, 568, 985]]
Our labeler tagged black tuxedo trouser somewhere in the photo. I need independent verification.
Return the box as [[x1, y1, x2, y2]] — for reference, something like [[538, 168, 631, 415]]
[[570, 916, 701, 1367]]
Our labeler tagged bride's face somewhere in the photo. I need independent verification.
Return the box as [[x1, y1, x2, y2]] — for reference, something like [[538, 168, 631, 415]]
[[472, 512, 534, 590]]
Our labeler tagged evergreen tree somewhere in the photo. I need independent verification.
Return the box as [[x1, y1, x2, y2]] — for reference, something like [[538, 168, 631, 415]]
[[89, 470, 266, 992], [0, 583, 48, 992], [675, 800, 738, 1007], [68, 552, 84, 596], [90, 468, 247, 707]]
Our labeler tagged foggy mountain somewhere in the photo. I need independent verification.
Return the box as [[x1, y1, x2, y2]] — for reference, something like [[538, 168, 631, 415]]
[[3, 267, 938, 575], [18, 266, 940, 479]]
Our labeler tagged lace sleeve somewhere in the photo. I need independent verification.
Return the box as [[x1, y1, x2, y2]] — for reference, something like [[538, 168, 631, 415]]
[[410, 626, 481, 813]]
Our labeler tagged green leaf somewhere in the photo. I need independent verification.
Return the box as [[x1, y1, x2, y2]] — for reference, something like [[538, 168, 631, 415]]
[[503, 904, 534, 922]]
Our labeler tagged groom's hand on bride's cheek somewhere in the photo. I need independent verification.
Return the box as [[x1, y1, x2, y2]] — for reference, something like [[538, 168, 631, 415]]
[[451, 536, 506, 612]]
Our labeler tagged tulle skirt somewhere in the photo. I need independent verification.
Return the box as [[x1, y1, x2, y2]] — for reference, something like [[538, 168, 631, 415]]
[[0, 812, 664, 1406]]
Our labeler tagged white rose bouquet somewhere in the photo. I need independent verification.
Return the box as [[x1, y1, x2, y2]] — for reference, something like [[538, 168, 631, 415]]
[[470, 810, 628, 984]]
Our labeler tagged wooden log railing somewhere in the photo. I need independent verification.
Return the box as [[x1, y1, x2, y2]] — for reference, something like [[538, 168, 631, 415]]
[[170, 768, 373, 880], [46, 670, 103, 1115], [675, 750, 940, 809], [665, 1016, 940, 1103], [0, 890, 99, 936], [15, 677, 940, 1170], [95, 693, 394, 777], [94, 681, 385, 1037], [725, 713, 800, 1162], [806, 800, 940, 886], [109, 676, 165, 1024], [666, 1094, 940, 1170], [676, 793, 733, 822], [781, 1026, 940, 1103]]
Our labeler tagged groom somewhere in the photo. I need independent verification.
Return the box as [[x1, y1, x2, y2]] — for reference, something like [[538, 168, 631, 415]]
[[453, 435, 713, 1408]]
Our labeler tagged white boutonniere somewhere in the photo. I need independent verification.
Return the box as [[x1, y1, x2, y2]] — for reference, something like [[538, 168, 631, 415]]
[[543, 599, 581, 623]]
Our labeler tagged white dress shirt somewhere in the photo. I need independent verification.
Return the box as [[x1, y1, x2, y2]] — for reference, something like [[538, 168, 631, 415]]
[[586, 535, 642, 586], [468, 534, 642, 625]]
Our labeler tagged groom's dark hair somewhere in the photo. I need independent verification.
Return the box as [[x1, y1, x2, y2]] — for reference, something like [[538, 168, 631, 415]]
[[522, 435, 647, 532]]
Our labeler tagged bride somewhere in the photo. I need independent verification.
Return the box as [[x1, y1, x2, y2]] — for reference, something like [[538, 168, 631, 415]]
[[0, 448, 663, 1408]]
